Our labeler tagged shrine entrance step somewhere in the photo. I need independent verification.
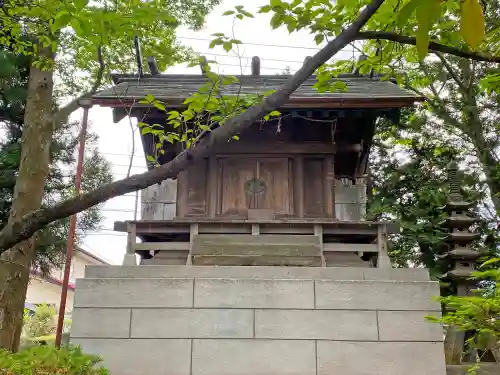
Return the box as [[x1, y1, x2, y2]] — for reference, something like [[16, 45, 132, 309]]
[[190, 234, 323, 266]]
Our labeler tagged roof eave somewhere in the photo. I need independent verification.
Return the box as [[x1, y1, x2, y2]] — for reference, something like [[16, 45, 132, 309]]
[[93, 96, 423, 109]]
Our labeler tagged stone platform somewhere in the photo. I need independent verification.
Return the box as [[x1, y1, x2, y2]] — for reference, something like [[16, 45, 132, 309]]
[[71, 266, 447, 375]]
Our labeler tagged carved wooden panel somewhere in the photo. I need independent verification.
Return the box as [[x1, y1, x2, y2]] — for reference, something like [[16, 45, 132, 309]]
[[218, 157, 293, 218], [303, 158, 325, 217]]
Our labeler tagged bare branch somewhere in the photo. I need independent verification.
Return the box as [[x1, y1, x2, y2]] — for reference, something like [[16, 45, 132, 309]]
[[0, 0, 387, 251], [51, 46, 105, 128], [354, 31, 500, 63]]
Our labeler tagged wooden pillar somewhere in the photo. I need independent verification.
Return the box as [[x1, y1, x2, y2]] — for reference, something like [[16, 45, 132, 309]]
[[123, 222, 137, 265], [187, 223, 199, 265], [323, 156, 334, 217], [207, 157, 218, 217], [314, 224, 326, 267], [376, 224, 391, 269], [294, 156, 304, 217]]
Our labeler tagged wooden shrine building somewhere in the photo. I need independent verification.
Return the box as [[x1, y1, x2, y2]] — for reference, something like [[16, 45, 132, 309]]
[[92, 57, 423, 267]]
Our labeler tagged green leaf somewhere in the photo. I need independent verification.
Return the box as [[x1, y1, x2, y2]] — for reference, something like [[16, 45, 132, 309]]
[[461, 0, 485, 48], [397, 0, 420, 28], [144, 93, 155, 103], [415, 0, 433, 60], [199, 125, 212, 131], [241, 10, 254, 18], [223, 42, 232, 52], [70, 18, 84, 36], [286, 19, 297, 33], [222, 10, 235, 16], [271, 0, 282, 6], [314, 34, 325, 45], [259, 5, 272, 13], [182, 110, 194, 121], [480, 258, 500, 268], [270, 14, 283, 29], [153, 101, 166, 111], [167, 111, 180, 120], [53, 11, 72, 31], [74, 0, 88, 10], [146, 155, 156, 162], [211, 33, 225, 37]]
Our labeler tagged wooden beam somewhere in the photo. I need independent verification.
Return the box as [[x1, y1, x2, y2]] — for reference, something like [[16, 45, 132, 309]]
[[123, 222, 137, 265], [135, 242, 190, 251], [210, 142, 361, 155], [376, 224, 391, 269], [323, 243, 378, 252]]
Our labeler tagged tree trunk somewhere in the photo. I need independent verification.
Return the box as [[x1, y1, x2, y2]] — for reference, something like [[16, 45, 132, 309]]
[[0, 47, 55, 351]]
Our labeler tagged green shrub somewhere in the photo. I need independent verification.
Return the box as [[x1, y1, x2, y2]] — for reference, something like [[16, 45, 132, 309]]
[[0, 345, 109, 375]]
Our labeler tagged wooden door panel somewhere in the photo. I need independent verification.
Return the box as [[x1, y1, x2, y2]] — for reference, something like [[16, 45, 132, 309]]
[[303, 158, 325, 217], [220, 158, 255, 216], [258, 158, 291, 215]]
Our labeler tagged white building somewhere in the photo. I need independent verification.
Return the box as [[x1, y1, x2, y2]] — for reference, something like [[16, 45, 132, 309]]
[[26, 247, 110, 313]]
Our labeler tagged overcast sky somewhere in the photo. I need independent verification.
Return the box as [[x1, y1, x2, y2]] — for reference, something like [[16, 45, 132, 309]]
[[78, 0, 357, 264]]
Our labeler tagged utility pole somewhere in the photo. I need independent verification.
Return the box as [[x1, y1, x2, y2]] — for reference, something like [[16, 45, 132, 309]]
[[55, 98, 92, 348]]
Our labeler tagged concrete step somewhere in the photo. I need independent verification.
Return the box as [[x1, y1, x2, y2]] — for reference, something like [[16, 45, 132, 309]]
[[191, 234, 321, 257], [192, 255, 322, 267], [85, 265, 432, 281]]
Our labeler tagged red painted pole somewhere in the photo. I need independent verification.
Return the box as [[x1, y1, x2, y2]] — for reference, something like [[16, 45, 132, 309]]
[[55, 100, 91, 348]]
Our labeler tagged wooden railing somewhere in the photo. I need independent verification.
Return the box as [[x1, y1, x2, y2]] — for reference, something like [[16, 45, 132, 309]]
[[117, 219, 396, 268]]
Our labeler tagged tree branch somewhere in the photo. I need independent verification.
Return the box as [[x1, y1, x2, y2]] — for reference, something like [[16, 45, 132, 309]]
[[51, 46, 105, 128], [354, 31, 500, 63], [433, 51, 468, 94], [0, 0, 387, 252]]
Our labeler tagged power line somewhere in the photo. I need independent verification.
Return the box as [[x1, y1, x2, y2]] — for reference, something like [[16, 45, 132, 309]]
[[100, 152, 145, 158], [195, 51, 304, 65], [178, 35, 322, 51], [213, 62, 287, 71]]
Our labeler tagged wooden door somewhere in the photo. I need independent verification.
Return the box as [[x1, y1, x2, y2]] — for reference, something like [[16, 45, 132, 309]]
[[220, 158, 255, 217], [218, 157, 292, 217], [258, 158, 292, 215]]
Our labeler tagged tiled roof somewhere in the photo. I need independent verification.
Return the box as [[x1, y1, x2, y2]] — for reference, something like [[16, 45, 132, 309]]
[[92, 74, 422, 107], [30, 270, 76, 290]]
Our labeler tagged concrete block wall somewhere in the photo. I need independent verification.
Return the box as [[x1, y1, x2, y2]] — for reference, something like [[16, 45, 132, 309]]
[[71, 266, 447, 375]]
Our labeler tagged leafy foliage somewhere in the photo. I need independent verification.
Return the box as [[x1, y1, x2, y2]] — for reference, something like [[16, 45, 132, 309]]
[[368, 110, 499, 276], [19, 304, 71, 348], [259, 0, 488, 60], [0, 345, 108, 375]]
